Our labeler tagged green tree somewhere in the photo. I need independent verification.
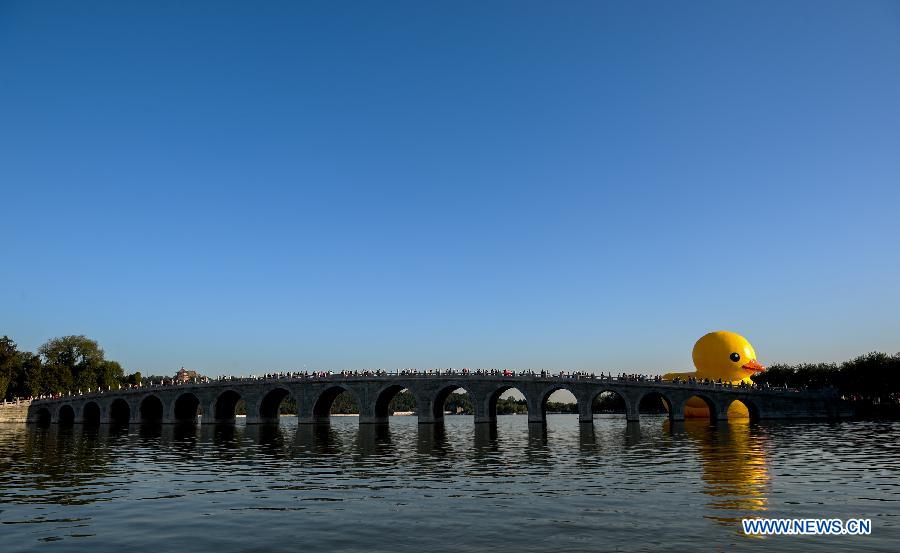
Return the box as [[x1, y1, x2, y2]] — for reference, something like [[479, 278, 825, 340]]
[[37, 335, 124, 394], [20, 353, 43, 397], [838, 352, 900, 403], [496, 396, 528, 414], [0, 336, 22, 399], [100, 360, 124, 389], [592, 392, 626, 413], [0, 336, 45, 399], [387, 390, 417, 413], [752, 352, 900, 412], [545, 401, 578, 414], [443, 392, 473, 414], [330, 392, 360, 414]]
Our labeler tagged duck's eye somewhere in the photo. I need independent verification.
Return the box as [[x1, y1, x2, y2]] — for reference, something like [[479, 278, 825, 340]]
[[730, 352, 741, 362]]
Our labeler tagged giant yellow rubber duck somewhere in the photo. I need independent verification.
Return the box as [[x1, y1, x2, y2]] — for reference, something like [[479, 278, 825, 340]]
[[663, 331, 765, 418]]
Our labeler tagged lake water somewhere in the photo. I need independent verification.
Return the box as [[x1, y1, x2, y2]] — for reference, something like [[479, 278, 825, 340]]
[[1, 416, 897, 552]]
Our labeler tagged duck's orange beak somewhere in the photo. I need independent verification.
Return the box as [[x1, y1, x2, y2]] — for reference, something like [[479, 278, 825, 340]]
[[742, 359, 765, 373]]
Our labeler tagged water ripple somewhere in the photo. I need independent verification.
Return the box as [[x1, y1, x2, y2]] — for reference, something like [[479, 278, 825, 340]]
[[0, 417, 898, 552]]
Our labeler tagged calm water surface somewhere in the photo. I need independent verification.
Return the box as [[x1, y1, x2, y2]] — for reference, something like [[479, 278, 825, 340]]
[[1, 416, 898, 552]]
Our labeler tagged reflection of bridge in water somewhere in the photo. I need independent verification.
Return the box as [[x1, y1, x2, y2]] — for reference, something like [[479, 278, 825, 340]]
[[9, 374, 851, 425]]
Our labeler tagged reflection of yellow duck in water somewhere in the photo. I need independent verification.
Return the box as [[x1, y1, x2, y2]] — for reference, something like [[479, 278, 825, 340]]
[[678, 419, 770, 522], [663, 331, 765, 418]]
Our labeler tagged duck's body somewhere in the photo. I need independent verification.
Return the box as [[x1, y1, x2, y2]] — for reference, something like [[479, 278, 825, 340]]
[[663, 331, 765, 418]]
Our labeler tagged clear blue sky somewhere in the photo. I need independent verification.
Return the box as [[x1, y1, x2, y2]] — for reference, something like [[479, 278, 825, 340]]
[[2, 1, 899, 376]]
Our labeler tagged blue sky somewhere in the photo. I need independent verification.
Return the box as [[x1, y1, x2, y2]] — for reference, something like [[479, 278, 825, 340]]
[[2, 1, 899, 376]]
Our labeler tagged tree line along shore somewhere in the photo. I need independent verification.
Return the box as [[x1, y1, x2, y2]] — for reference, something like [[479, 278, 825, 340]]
[[2, 335, 898, 417]]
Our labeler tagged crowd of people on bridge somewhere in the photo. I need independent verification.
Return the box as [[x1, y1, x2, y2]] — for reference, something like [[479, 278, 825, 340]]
[[669, 375, 764, 389]]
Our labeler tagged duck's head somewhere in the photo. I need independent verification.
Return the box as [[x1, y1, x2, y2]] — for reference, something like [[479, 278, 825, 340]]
[[692, 331, 765, 382]]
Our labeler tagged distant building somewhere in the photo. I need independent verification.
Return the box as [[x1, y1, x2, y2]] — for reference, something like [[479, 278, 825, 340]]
[[174, 367, 198, 383]]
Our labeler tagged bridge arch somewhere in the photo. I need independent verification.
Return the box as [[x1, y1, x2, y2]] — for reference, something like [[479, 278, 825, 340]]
[[637, 390, 673, 420], [589, 388, 631, 419], [82, 401, 101, 425], [725, 398, 760, 422], [109, 398, 131, 424], [683, 393, 720, 422], [373, 384, 416, 423], [431, 383, 475, 422], [311, 385, 359, 421], [173, 393, 201, 424], [139, 394, 164, 423], [535, 385, 581, 422], [258, 387, 294, 424], [58, 404, 75, 425], [487, 385, 529, 420], [212, 390, 243, 423], [34, 407, 51, 424]]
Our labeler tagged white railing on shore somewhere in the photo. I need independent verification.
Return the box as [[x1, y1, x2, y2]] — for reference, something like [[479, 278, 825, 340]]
[[0, 398, 31, 406]]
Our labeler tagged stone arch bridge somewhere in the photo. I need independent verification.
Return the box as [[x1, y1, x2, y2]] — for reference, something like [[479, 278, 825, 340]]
[[13, 374, 850, 426]]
